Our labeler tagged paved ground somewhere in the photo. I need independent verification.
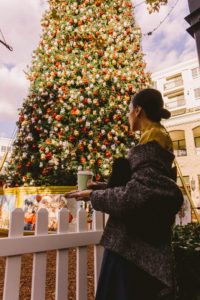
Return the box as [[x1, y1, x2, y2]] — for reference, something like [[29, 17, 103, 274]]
[[0, 246, 94, 300]]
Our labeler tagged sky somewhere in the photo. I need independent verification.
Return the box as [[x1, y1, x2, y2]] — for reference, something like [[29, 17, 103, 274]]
[[0, 0, 197, 138]]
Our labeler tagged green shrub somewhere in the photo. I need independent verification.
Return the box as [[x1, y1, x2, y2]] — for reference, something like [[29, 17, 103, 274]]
[[172, 223, 200, 300]]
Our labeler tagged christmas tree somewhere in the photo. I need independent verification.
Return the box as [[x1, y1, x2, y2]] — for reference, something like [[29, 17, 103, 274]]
[[6, 0, 156, 187], [146, 0, 168, 13]]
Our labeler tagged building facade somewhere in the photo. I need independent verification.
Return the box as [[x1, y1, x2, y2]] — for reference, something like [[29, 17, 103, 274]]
[[0, 137, 13, 173], [152, 58, 200, 216]]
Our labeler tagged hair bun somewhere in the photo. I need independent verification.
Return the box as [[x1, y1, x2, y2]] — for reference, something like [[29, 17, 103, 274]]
[[160, 108, 171, 119]]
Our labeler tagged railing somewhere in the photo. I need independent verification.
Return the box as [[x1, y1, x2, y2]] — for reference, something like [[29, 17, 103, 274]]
[[196, 147, 200, 155], [174, 149, 187, 157], [0, 208, 104, 300], [165, 96, 185, 110], [164, 79, 183, 91]]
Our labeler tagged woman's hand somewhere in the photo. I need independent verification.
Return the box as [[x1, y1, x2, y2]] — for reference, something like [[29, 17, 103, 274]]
[[87, 181, 107, 190], [64, 189, 93, 201], [87, 181, 98, 189]]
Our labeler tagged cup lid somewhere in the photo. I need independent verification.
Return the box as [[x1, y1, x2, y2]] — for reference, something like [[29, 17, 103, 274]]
[[78, 170, 93, 175]]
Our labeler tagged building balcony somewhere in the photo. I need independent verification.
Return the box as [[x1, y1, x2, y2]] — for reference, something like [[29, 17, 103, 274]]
[[164, 79, 183, 91], [165, 96, 185, 110], [196, 147, 200, 155]]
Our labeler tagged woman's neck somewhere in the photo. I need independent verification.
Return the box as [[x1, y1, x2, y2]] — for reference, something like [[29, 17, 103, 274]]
[[140, 119, 160, 133]]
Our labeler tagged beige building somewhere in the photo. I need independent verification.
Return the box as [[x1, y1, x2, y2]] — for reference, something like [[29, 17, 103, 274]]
[[152, 58, 200, 214], [0, 137, 13, 174]]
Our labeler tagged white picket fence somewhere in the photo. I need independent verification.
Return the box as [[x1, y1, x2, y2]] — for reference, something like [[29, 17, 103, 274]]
[[0, 208, 104, 300]]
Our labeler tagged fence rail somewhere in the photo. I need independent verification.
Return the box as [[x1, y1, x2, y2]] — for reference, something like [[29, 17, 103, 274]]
[[0, 207, 104, 300]]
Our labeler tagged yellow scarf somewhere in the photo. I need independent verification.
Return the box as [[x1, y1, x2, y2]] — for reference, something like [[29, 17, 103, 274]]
[[139, 122, 173, 152]]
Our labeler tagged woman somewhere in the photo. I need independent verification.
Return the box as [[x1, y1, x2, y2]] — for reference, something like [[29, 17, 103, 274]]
[[66, 88, 183, 300]]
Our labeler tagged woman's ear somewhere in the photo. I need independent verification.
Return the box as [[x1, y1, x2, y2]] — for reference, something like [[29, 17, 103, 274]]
[[135, 106, 142, 117]]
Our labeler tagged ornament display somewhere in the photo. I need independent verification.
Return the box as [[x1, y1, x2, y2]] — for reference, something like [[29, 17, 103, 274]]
[[6, 0, 152, 186]]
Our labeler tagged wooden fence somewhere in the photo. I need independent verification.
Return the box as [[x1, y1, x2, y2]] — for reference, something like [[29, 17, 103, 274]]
[[0, 208, 104, 300]]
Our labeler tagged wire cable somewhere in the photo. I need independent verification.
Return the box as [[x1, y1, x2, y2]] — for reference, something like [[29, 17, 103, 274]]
[[133, 1, 146, 9], [143, 0, 180, 36], [0, 28, 13, 51]]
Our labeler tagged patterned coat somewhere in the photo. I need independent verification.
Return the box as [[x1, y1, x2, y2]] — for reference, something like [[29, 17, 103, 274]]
[[90, 141, 183, 297]]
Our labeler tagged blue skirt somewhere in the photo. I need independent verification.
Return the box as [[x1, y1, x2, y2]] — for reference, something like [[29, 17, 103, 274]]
[[95, 249, 165, 300]]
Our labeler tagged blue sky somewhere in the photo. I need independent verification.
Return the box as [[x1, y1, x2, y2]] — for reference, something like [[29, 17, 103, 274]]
[[0, 0, 197, 138]]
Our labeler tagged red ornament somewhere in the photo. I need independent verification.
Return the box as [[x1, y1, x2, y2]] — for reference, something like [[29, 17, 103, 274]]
[[78, 20, 83, 26], [128, 84, 133, 91], [109, 29, 114, 35], [105, 151, 111, 158], [82, 127, 87, 133], [55, 62, 60, 68], [55, 115, 62, 121], [104, 118, 110, 123], [121, 75, 126, 81], [45, 152, 52, 159], [26, 162, 31, 168], [47, 108, 52, 113], [67, 47, 72, 54], [98, 49, 103, 56], [96, 175, 100, 181], [88, 34, 93, 41], [103, 140, 109, 146], [69, 135, 74, 142], [80, 156, 86, 163], [95, 1, 101, 6], [97, 158, 102, 166], [19, 115, 24, 122]]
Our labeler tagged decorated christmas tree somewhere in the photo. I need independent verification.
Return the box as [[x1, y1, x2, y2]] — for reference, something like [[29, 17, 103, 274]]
[[6, 0, 166, 187]]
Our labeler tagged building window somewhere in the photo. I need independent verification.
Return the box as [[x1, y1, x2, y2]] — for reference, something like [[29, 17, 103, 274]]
[[169, 130, 187, 156], [152, 81, 157, 89], [1, 146, 7, 153], [177, 176, 191, 195], [193, 126, 200, 155], [173, 139, 187, 156], [194, 88, 200, 99], [191, 67, 200, 79], [198, 176, 200, 200], [165, 94, 185, 110], [164, 77, 183, 91]]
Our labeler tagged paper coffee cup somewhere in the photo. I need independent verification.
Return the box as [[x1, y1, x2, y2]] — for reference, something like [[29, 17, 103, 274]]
[[77, 170, 94, 191]]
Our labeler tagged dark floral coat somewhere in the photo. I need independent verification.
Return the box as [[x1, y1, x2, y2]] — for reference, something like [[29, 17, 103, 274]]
[[90, 141, 183, 298]]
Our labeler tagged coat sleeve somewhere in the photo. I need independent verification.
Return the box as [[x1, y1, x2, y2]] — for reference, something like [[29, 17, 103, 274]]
[[90, 177, 146, 218], [90, 170, 183, 218]]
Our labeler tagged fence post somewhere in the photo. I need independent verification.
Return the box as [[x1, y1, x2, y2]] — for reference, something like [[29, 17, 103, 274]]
[[55, 208, 69, 300], [76, 208, 87, 300], [93, 211, 104, 294], [31, 208, 48, 300], [3, 208, 24, 300]]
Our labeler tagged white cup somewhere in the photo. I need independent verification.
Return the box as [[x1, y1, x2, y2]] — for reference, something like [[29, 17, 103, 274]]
[[77, 170, 94, 191]]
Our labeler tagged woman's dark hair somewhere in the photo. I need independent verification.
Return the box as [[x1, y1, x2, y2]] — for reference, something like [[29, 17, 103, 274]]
[[107, 157, 132, 188], [131, 88, 171, 122]]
